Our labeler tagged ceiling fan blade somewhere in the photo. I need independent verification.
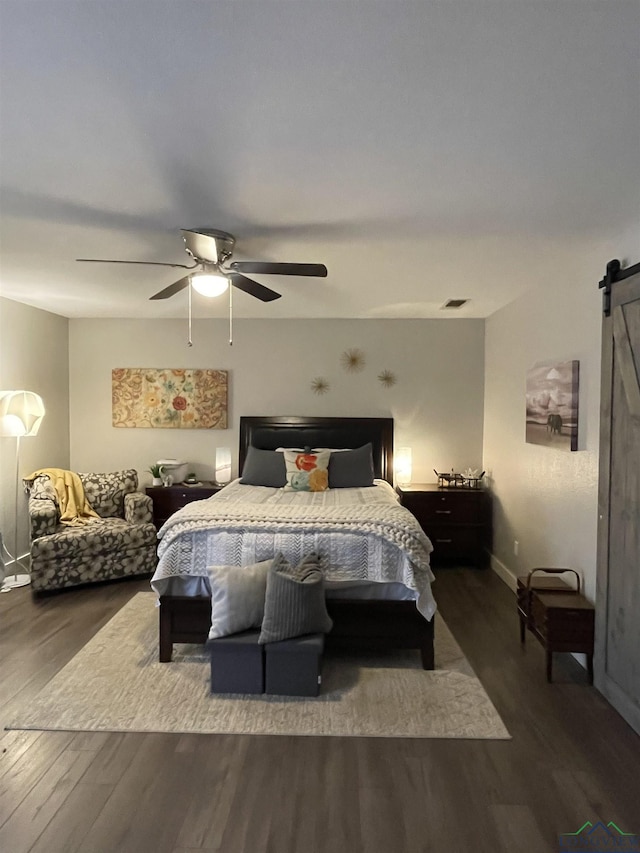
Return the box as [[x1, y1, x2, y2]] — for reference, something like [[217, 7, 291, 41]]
[[181, 229, 235, 264], [77, 259, 196, 269], [181, 230, 218, 263], [229, 273, 281, 302], [230, 262, 327, 277], [149, 274, 192, 301]]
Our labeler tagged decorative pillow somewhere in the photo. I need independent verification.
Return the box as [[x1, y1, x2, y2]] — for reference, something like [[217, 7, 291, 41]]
[[208, 559, 273, 639], [328, 443, 375, 488], [240, 446, 286, 488], [283, 449, 331, 492], [259, 552, 333, 644], [79, 469, 137, 518]]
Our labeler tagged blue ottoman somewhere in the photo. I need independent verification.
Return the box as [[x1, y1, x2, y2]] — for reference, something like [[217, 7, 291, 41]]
[[264, 633, 325, 696], [207, 629, 264, 694]]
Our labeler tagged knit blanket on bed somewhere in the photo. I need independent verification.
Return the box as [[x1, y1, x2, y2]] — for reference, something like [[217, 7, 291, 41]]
[[154, 480, 434, 596]]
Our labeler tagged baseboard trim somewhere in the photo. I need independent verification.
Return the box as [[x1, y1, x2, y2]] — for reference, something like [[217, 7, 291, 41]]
[[490, 554, 517, 593]]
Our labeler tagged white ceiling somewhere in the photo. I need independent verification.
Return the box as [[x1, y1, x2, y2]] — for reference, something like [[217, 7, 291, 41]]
[[0, 1, 638, 320]]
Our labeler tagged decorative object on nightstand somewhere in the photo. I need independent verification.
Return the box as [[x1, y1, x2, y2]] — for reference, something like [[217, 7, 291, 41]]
[[395, 447, 412, 486], [397, 483, 490, 568], [434, 469, 485, 489], [518, 568, 594, 683], [0, 390, 46, 591], [157, 459, 189, 486], [147, 463, 163, 486]]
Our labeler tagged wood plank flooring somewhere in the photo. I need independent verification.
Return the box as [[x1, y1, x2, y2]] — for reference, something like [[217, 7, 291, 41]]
[[1, 569, 639, 853]]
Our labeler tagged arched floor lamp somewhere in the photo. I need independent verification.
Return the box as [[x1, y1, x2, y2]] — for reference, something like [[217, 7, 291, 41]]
[[0, 390, 45, 591]]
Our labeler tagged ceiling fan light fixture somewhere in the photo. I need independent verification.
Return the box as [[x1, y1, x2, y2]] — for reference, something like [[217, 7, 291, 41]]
[[190, 271, 229, 298]]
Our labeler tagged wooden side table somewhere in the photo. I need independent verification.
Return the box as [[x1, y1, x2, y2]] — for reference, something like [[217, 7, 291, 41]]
[[517, 568, 578, 643], [146, 484, 222, 529], [518, 569, 594, 683], [530, 592, 595, 683]]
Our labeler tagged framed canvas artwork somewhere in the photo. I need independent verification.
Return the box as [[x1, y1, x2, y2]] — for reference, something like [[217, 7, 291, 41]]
[[112, 368, 228, 429], [525, 360, 579, 451]]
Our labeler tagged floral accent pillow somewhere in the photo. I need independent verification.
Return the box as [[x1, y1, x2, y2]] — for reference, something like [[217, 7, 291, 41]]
[[283, 450, 331, 492]]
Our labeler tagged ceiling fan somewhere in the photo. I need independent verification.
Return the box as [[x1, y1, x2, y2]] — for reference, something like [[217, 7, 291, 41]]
[[77, 228, 328, 302]]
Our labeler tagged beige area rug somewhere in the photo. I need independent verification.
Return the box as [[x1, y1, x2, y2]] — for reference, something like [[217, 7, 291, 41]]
[[6, 593, 509, 739]]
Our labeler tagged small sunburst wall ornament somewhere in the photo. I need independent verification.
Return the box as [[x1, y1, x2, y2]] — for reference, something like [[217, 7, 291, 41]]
[[378, 369, 397, 388], [311, 377, 330, 395], [341, 348, 366, 372]]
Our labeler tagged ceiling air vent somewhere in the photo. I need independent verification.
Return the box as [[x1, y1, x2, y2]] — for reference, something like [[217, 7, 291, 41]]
[[441, 299, 469, 309]]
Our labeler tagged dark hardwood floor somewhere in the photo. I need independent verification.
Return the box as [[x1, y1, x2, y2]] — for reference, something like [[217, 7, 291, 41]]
[[1, 568, 639, 853]]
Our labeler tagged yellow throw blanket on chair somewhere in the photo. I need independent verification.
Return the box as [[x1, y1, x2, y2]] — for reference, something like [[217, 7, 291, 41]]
[[26, 468, 100, 526]]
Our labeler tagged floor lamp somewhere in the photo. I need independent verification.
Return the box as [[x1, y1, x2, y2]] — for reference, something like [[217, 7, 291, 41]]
[[0, 390, 45, 590]]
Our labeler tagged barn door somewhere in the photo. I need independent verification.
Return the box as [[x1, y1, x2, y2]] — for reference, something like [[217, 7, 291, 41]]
[[596, 259, 640, 735]]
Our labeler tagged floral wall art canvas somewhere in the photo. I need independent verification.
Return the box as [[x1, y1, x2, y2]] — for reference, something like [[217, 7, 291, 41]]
[[112, 368, 228, 429], [525, 360, 579, 451]]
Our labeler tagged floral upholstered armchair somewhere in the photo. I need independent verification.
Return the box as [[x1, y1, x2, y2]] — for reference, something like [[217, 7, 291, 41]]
[[25, 469, 157, 592]]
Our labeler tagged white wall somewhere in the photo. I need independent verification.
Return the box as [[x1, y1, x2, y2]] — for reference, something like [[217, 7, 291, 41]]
[[69, 318, 485, 486], [483, 231, 639, 603], [0, 297, 70, 568]]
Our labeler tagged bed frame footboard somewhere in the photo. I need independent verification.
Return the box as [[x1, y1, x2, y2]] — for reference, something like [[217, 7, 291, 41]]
[[158, 595, 435, 669]]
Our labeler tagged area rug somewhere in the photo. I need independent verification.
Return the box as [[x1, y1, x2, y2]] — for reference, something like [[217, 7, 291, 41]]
[[6, 593, 509, 739]]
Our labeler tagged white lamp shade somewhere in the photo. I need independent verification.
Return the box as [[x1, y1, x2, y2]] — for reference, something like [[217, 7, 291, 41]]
[[0, 390, 45, 437], [395, 446, 412, 486], [215, 447, 232, 485], [191, 272, 229, 297]]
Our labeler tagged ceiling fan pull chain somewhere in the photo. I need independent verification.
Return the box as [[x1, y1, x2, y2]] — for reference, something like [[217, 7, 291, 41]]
[[187, 280, 193, 347], [229, 280, 233, 346]]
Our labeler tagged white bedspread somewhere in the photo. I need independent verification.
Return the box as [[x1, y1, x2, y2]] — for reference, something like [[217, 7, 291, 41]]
[[150, 479, 436, 619]]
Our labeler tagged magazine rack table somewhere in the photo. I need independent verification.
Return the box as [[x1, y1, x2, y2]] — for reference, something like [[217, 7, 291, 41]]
[[518, 568, 594, 683]]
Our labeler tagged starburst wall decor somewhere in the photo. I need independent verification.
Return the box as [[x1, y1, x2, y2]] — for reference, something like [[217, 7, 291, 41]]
[[377, 369, 397, 388], [311, 377, 330, 395], [340, 348, 366, 372]]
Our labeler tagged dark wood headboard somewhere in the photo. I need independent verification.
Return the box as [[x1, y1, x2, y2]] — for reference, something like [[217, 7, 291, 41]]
[[239, 416, 394, 483]]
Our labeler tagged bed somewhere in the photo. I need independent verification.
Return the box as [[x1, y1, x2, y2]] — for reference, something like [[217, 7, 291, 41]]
[[151, 416, 436, 667]]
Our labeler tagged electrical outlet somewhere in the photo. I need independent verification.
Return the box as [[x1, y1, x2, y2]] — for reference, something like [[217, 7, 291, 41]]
[[513, 540, 519, 556]]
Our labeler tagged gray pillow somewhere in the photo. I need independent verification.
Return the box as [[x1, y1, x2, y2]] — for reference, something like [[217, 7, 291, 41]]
[[240, 446, 286, 487], [328, 443, 375, 488], [259, 552, 333, 644], [208, 560, 273, 639]]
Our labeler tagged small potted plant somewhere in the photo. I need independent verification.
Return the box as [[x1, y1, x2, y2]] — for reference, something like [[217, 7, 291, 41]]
[[147, 463, 163, 486]]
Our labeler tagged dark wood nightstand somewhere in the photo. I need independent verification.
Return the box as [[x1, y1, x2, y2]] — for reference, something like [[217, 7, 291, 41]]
[[396, 484, 491, 567], [146, 484, 222, 528]]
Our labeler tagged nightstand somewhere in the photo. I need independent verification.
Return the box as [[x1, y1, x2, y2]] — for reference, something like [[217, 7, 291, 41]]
[[146, 484, 222, 529], [396, 484, 490, 568]]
